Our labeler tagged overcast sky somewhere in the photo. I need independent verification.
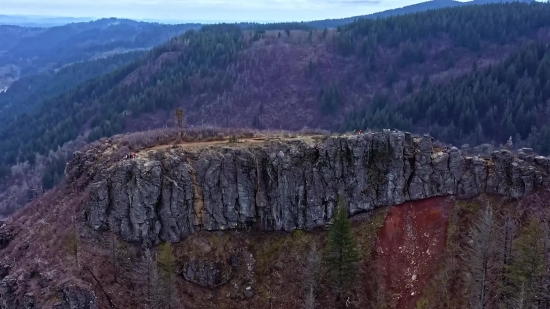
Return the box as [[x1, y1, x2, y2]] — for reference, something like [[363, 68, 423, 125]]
[[2, 0, 439, 22]]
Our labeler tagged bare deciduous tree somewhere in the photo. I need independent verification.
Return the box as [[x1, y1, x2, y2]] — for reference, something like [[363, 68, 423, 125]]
[[66, 212, 80, 270], [304, 286, 317, 309], [463, 205, 494, 309], [510, 281, 527, 309], [304, 244, 320, 290], [303, 244, 320, 309]]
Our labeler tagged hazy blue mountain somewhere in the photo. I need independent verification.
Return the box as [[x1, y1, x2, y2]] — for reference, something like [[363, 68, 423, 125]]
[[0, 18, 201, 90], [0, 15, 93, 27]]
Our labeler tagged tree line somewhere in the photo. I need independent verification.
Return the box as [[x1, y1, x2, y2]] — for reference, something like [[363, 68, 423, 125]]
[[344, 42, 550, 155], [335, 2, 550, 58]]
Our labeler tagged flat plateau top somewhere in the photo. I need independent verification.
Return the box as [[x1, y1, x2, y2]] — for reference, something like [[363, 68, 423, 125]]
[[143, 134, 325, 153]]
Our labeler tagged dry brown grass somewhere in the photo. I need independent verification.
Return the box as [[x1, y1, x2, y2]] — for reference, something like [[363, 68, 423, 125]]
[[77, 126, 330, 172]]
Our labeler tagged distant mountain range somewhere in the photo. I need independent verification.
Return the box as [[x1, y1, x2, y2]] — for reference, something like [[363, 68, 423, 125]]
[[0, 18, 201, 89], [0, 0, 537, 29], [0, 15, 93, 27]]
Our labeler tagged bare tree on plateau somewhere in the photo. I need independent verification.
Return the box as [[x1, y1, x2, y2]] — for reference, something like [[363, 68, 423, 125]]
[[174, 108, 185, 129]]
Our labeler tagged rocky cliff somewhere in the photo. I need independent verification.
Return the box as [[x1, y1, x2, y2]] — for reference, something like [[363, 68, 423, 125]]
[[2, 130, 550, 309], [73, 131, 550, 247]]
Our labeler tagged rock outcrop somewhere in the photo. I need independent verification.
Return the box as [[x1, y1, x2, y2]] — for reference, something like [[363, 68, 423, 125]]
[[0, 278, 18, 309], [180, 258, 235, 288], [0, 276, 97, 309], [53, 286, 98, 309], [77, 131, 550, 246], [0, 264, 9, 281], [0, 224, 13, 251]]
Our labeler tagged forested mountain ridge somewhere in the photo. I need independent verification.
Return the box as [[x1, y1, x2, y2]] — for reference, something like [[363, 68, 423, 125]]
[[0, 15, 92, 27], [305, 0, 535, 28], [0, 50, 145, 124], [0, 19, 201, 89], [2, 2, 550, 217], [344, 42, 550, 154], [0, 0, 532, 90]]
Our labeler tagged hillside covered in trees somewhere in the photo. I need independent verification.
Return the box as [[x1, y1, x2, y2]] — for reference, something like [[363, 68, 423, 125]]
[[0, 50, 145, 124], [305, 0, 535, 28], [0, 19, 200, 89], [3, 2, 550, 214], [344, 42, 550, 154]]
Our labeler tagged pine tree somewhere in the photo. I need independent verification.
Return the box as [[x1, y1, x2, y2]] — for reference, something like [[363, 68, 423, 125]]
[[504, 219, 547, 308], [405, 78, 414, 94], [421, 73, 430, 88], [323, 195, 361, 302], [385, 65, 397, 88]]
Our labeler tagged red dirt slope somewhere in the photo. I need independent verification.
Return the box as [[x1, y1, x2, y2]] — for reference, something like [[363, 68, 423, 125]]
[[376, 196, 453, 309]]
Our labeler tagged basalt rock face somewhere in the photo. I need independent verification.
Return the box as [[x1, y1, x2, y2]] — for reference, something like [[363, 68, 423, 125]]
[[0, 224, 13, 251], [52, 286, 98, 309], [0, 278, 18, 309], [0, 276, 97, 309], [180, 258, 235, 288], [79, 131, 550, 246]]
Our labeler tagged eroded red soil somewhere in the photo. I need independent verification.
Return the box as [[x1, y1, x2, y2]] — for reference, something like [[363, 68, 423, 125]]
[[376, 196, 453, 309]]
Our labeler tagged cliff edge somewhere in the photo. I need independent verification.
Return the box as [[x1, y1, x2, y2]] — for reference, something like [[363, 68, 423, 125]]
[[68, 130, 550, 246]]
